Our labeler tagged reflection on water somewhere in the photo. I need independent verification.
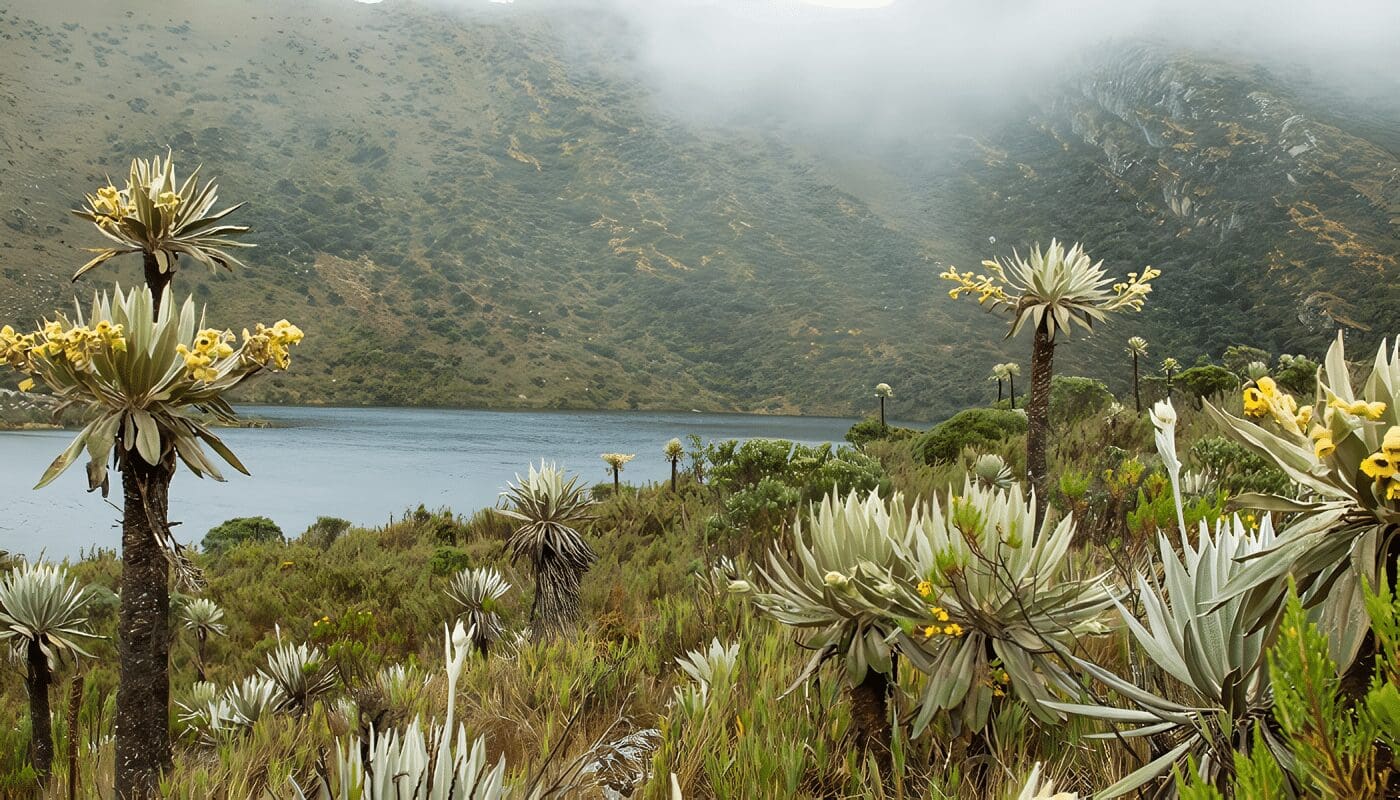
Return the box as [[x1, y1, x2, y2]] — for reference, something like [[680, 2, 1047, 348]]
[[0, 406, 856, 558]]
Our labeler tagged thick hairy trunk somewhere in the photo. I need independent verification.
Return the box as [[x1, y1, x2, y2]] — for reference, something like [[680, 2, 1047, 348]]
[[1027, 324, 1054, 527], [670, 459, 678, 492], [115, 456, 173, 800], [142, 252, 172, 315], [848, 669, 891, 770], [530, 555, 585, 640], [26, 638, 54, 781], [1131, 354, 1141, 413], [996, 381, 1003, 404], [1008, 373, 1016, 410], [879, 397, 886, 429], [612, 468, 620, 494]]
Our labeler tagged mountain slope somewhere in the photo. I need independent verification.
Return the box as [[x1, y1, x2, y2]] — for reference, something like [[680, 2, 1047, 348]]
[[1, 2, 1394, 421]]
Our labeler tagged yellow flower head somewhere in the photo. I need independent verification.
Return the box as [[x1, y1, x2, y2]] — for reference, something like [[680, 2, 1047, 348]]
[[155, 190, 181, 211], [1388, 479, 1400, 502], [916, 580, 933, 598], [1256, 376, 1278, 397], [943, 623, 965, 638], [1361, 453, 1397, 480], [1362, 401, 1388, 421], [923, 625, 937, 639], [1295, 405, 1313, 429], [18, 377, 35, 392], [1314, 434, 1336, 460], [1242, 387, 1269, 417], [1384, 426, 1400, 459]]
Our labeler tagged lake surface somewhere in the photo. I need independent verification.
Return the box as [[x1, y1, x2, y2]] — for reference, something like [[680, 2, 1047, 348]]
[[0, 406, 857, 559]]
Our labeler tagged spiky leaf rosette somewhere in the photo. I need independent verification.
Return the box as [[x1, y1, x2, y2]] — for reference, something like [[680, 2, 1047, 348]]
[[499, 462, 597, 637], [1044, 515, 1293, 797], [751, 489, 922, 687], [71, 152, 252, 280], [865, 480, 1117, 735], [260, 638, 337, 714], [674, 638, 739, 708], [0, 285, 303, 502], [1126, 336, 1149, 357], [179, 597, 227, 639], [446, 567, 510, 648], [1204, 333, 1400, 630], [875, 382, 894, 398], [0, 562, 99, 670], [941, 239, 1158, 340], [293, 622, 508, 800]]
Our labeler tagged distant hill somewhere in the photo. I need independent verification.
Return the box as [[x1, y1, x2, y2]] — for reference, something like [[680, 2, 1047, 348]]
[[1, 1, 1394, 421]]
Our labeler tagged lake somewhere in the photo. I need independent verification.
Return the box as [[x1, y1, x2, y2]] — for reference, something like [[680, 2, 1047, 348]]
[[0, 406, 859, 559]]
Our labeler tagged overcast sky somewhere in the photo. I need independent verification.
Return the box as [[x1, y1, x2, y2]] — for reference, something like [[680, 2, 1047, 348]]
[[422, 0, 1400, 141]]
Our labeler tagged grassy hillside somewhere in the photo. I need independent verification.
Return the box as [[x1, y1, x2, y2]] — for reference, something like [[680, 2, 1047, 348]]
[[0, 3, 1394, 420]]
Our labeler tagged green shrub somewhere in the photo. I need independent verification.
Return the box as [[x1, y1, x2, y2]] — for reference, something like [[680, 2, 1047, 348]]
[[202, 516, 284, 555], [1189, 436, 1292, 497], [428, 546, 473, 577], [1049, 376, 1113, 424], [299, 516, 352, 549], [1221, 344, 1272, 375], [1175, 364, 1238, 400], [916, 408, 1027, 464], [1275, 353, 1319, 394], [843, 416, 917, 448]]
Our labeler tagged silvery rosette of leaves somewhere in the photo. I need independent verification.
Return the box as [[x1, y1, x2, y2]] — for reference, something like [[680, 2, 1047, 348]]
[[0, 285, 303, 500], [1203, 332, 1399, 629], [750, 489, 922, 689], [872, 480, 1118, 735], [1046, 515, 1285, 797], [71, 152, 251, 280]]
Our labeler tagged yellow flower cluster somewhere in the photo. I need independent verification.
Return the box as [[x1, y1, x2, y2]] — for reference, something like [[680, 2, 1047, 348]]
[[1327, 393, 1387, 421], [922, 605, 963, 639], [1360, 426, 1400, 502], [1242, 377, 1306, 436], [1110, 266, 1162, 310], [241, 319, 304, 371], [0, 324, 39, 372], [941, 266, 1009, 304], [985, 666, 1011, 698], [155, 191, 182, 211], [176, 328, 236, 382], [89, 185, 135, 225], [916, 580, 933, 598]]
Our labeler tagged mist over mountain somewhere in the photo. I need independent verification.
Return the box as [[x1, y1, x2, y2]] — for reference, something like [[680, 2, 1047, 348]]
[[1, 0, 1395, 419]]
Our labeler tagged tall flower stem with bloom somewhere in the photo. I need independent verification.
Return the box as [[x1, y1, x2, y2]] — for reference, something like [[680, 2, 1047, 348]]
[[664, 438, 685, 492], [1127, 336, 1148, 413], [1006, 362, 1020, 410], [601, 452, 635, 494]]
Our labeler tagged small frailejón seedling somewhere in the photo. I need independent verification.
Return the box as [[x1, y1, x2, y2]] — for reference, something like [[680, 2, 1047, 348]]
[[499, 462, 597, 640], [446, 566, 511, 657], [0, 153, 297, 800], [178, 597, 227, 683], [942, 240, 1157, 517], [0, 562, 99, 783]]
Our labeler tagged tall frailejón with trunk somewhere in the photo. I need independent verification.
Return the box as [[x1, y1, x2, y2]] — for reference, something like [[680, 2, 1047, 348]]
[[1, 153, 302, 799], [942, 240, 1157, 522]]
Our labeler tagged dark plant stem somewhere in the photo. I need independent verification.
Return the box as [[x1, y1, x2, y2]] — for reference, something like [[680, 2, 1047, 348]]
[[67, 673, 83, 800], [879, 396, 887, 429], [26, 637, 54, 781], [996, 381, 1003, 404], [141, 252, 172, 316], [1132, 353, 1141, 413], [670, 459, 678, 492], [612, 467, 620, 494], [194, 630, 207, 684], [1027, 323, 1054, 527], [1008, 372, 1016, 410], [848, 668, 892, 772], [115, 454, 173, 800]]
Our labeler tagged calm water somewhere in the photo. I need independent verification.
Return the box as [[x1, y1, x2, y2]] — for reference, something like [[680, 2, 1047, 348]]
[[0, 406, 856, 559]]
